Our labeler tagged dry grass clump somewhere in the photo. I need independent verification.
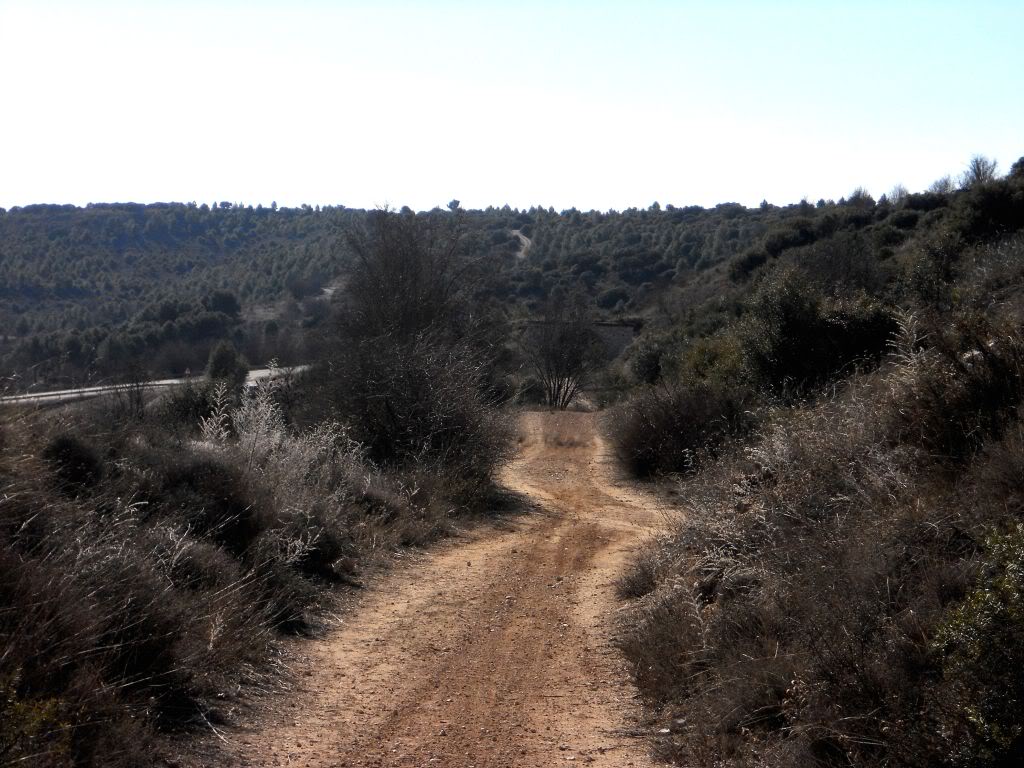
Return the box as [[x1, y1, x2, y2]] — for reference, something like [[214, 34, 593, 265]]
[[616, 312, 1024, 767], [0, 372, 509, 766], [0, 446, 273, 766]]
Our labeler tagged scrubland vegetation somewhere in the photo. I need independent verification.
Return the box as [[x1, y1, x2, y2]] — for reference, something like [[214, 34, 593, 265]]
[[613, 157, 1024, 767], [3, 153, 1024, 767], [0, 209, 511, 766], [0, 191, 839, 390]]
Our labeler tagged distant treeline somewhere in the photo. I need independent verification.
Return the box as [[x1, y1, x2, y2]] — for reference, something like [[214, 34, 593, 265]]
[[4, 165, 1022, 389]]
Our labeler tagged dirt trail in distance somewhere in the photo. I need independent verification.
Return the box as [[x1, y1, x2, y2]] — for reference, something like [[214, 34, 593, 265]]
[[215, 411, 666, 768], [511, 228, 532, 260]]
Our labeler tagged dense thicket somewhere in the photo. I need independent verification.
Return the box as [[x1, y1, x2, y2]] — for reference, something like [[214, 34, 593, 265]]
[[304, 207, 513, 497]]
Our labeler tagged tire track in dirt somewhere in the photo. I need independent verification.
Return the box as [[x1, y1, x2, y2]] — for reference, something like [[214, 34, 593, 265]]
[[213, 411, 665, 767]]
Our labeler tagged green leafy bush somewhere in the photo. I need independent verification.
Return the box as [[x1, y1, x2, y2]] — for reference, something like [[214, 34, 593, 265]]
[[612, 379, 756, 477], [614, 309, 1024, 768], [946, 177, 1024, 246], [206, 341, 249, 388], [321, 337, 512, 499], [161, 458, 267, 554], [884, 314, 1024, 462], [738, 268, 896, 394], [934, 526, 1024, 766], [41, 434, 103, 491], [762, 218, 817, 257]]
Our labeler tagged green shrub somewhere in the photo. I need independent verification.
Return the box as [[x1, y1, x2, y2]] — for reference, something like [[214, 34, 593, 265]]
[[161, 458, 267, 553], [612, 379, 756, 477], [904, 191, 950, 212], [41, 434, 103, 491], [934, 525, 1024, 767], [0, 673, 72, 767], [789, 230, 890, 295], [614, 317, 1024, 768], [628, 338, 668, 385], [946, 177, 1024, 246], [762, 218, 816, 257], [885, 314, 1024, 462], [206, 341, 248, 388], [728, 247, 768, 281], [596, 286, 630, 309], [891, 209, 921, 230], [319, 337, 512, 499], [154, 381, 216, 432], [738, 268, 896, 395]]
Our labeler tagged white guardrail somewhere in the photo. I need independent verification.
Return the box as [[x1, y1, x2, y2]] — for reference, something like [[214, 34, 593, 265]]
[[0, 366, 308, 407]]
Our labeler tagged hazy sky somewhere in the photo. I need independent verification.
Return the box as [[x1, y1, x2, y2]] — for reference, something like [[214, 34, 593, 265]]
[[1, 1, 1021, 211]]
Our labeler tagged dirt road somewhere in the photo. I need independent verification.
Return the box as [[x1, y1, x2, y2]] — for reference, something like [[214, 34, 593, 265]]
[[511, 228, 532, 260], [217, 411, 663, 767]]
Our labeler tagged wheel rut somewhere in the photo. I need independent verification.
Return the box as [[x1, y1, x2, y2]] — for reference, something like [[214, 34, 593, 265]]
[[213, 411, 664, 768]]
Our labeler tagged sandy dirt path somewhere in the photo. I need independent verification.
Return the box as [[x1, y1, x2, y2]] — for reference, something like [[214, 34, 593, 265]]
[[214, 411, 664, 768]]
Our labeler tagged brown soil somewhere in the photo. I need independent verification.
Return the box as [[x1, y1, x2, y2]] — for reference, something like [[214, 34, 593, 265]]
[[210, 411, 665, 767]]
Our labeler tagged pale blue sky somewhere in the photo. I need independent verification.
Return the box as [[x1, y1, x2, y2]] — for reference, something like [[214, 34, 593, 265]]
[[1, 1, 1021, 210]]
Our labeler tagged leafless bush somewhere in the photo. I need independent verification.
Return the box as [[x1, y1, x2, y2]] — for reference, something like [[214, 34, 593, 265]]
[[339, 206, 478, 342], [320, 335, 513, 502], [522, 293, 607, 410]]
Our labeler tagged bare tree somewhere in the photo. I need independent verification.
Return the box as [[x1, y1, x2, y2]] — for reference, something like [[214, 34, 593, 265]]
[[929, 175, 956, 195], [888, 183, 909, 205], [319, 207, 511, 477], [960, 154, 999, 189], [339, 207, 478, 343], [524, 292, 606, 410]]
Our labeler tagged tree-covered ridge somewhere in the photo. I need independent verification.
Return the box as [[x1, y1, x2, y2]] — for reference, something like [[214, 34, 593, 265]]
[[4, 159, 1021, 390], [0, 202, 358, 333], [0, 202, 366, 386]]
